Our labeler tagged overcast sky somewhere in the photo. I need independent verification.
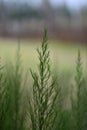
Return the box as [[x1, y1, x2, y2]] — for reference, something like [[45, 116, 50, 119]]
[[4, 0, 87, 10], [50, 0, 87, 9]]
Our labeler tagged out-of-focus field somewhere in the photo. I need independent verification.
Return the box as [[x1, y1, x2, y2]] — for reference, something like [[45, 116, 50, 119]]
[[0, 38, 87, 73]]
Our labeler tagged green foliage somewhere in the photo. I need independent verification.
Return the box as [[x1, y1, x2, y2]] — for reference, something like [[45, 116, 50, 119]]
[[8, 43, 27, 130], [9, 6, 43, 20], [0, 30, 87, 130], [0, 59, 7, 130], [29, 29, 58, 130], [0, 42, 27, 130], [71, 50, 87, 130], [75, 50, 84, 130]]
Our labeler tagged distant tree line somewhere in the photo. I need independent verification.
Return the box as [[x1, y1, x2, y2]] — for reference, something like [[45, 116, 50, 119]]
[[0, 1, 72, 20], [0, 1, 87, 21], [8, 6, 44, 20]]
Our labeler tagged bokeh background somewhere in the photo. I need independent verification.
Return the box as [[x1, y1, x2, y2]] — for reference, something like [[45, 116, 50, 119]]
[[0, 0, 87, 73], [0, 0, 87, 42]]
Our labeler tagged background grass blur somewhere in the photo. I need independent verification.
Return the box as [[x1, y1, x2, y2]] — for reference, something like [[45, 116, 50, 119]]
[[0, 38, 87, 73]]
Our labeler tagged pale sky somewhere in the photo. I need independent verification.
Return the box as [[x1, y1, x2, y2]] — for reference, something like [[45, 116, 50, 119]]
[[4, 0, 87, 9], [50, 0, 87, 9]]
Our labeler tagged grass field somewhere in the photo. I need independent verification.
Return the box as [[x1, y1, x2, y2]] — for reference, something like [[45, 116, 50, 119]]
[[0, 38, 87, 73]]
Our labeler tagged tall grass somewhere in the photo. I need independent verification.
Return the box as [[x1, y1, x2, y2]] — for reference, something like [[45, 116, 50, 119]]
[[29, 29, 58, 130], [0, 29, 87, 130], [71, 50, 87, 130], [0, 42, 27, 130]]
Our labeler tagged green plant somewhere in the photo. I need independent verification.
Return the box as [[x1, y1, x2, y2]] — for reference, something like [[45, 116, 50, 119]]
[[0, 58, 7, 130], [71, 50, 85, 130], [0, 43, 27, 130], [10, 42, 27, 130], [0, 30, 87, 130], [29, 29, 58, 130], [75, 50, 83, 130]]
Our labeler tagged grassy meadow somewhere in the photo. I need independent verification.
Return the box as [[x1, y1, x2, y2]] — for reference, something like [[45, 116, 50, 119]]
[[0, 38, 87, 72]]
